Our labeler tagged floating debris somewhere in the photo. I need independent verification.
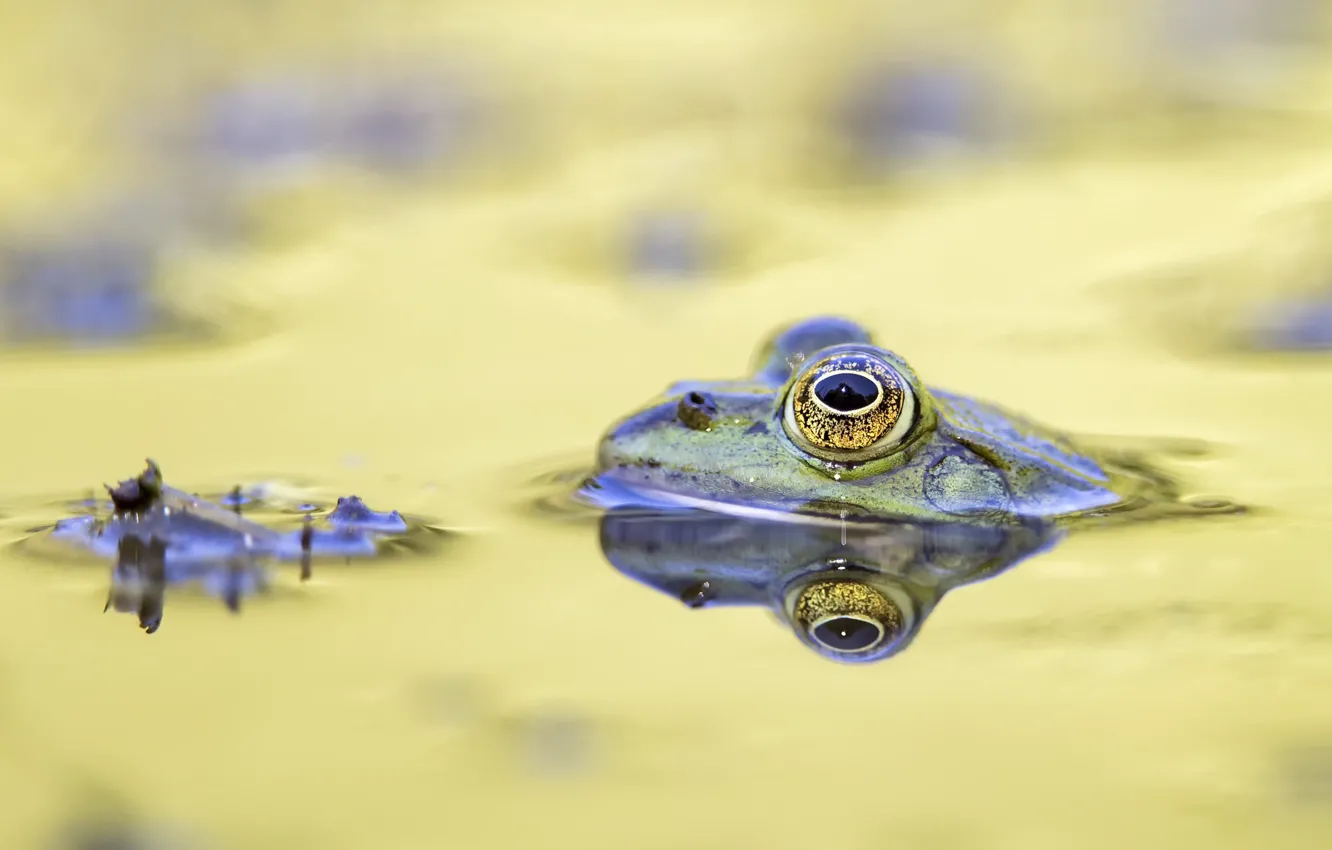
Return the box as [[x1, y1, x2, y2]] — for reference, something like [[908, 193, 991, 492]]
[[335, 73, 479, 173], [51, 815, 213, 850], [166, 64, 483, 191], [18, 460, 448, 632], [1131, 0, 1327, 116], [0, 237, 158, 344], [1279, 742, 1332, 807], [418, 674, 487, 728], [189, 75, 327, 180], [625, 209, 712, 280], [326, 495, 409, 535], [0, 191, 251, 351], [1093, 196, 1332, 357], [1245, 293, 1332, 351], [518, 711, 598, 779], [1151, 0, 1323, 69], [835, 54, 1011, 176]]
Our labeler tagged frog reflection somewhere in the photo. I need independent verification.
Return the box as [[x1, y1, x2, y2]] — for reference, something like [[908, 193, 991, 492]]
[[28, 460, 445, 633], [599, 506, 1057, 663]]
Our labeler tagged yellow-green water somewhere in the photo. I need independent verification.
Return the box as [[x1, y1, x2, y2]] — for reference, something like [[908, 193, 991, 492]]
[[3, 2, 1332, 848]]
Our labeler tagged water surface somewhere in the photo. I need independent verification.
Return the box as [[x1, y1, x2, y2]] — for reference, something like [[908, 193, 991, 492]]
[[1, 3, 1332, 849]]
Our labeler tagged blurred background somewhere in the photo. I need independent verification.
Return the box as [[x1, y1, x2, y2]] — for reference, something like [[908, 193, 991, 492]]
[[3, 0, 1332, 847]]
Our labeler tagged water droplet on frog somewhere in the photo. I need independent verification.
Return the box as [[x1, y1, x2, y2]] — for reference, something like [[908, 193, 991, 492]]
[[680, 580, 714, 608]]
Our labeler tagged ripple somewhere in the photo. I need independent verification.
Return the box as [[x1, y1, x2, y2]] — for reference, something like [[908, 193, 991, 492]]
[[509, 456, 604, 524]]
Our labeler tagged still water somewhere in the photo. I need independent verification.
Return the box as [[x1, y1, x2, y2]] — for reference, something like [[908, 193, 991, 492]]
[[2, 1, 1332, 848]]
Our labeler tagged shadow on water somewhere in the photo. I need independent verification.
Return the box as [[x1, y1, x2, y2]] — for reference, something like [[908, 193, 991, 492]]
[[4, 460, 453, 633]]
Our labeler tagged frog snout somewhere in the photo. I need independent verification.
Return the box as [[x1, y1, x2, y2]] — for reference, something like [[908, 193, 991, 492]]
[[595, 423, 654, 473], [595, 430, 627, 471]]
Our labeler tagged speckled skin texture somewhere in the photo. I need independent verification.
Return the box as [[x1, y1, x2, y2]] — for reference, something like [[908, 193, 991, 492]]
[[592, 316, 1193, 525], [790, 353, 905, 450]]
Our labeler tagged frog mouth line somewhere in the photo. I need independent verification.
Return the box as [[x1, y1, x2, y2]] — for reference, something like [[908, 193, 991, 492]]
[[573, 465, 954, 530]]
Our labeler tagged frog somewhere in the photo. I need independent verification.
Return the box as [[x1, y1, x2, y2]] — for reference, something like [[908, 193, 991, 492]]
[[583, 316, 1239, 526], [599, 505, 1056, 663]]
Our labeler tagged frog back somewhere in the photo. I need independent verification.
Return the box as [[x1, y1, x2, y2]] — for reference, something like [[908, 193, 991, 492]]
[[929, 389, 1178, 520]]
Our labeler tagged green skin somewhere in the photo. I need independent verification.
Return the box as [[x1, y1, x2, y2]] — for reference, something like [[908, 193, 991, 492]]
[[590, 316, 1210, 526]]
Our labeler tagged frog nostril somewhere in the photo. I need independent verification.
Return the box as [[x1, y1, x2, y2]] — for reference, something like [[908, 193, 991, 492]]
[[678, 391, 718, 431]]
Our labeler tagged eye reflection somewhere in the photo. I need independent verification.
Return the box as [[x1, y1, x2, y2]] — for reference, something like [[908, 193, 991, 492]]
[[793, 580, 901, 655]]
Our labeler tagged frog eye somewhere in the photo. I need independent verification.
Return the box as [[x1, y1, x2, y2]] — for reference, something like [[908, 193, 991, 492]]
[[789, 579, 905, 657], [782, 353, 916, 461]]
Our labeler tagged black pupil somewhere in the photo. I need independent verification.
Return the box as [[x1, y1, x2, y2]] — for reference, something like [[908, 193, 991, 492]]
[[813, 617, 883, 651], [813, 372, 879, 413]]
